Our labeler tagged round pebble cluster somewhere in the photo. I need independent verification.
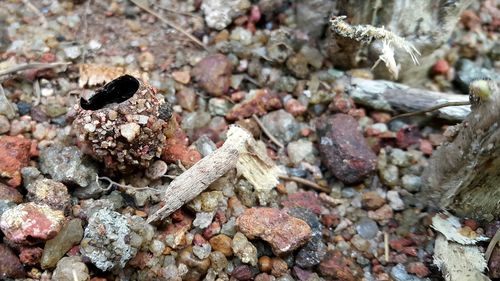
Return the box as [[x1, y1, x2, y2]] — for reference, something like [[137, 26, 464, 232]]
[[72, 75, 175, 172]]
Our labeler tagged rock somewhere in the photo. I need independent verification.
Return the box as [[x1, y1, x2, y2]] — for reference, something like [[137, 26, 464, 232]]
[[19, 246, 43, 265], [489, 246, 500, 278], [351, 235, 370, 252], [26, 179, 71, 212], [119, 122, 141, 142], [192, 54, 233, 96], [41, 219, 84, 269], [0, 182, 23, 203], [39, 145, 102, 199], [232, 232, 258, 266], [209, 251, 228, 272], [201, 0, 251, 30], [178, 246, 211, 281], [296, 0, 334, 39], [356, 218, 379, 239], [390, 263, 425, 281], [455, 59, 499, 94], [317, 114, 377, 184], [387, 190, 405, 211], [0, 115, 10, 134], [236, 207, 311, 255], [52, 256, 90, 281], [0, 94, 15, 120], [162, 126, 202, 168], [226, 89, 282, 121], [172, 71, 191, 84], [176, 87, 197, 112], [193, 135, 217, 157], [63, 46, 81, 59], [368, 204, 394, 221], [0, 202, 64, 244], [284, 98, 307, 117], [319, 251, 361, 281], [401, 174, 422, 193], [80, 209, 136, 271], [193, 211, 216, 229], [431, 59, 450, 76], [0, 244, 25, 278], [261, 109, 300, 143], [406, 262, 430, 278], [0, 136, 32, 187], [281, 191, 322, 215], [209, 234, 233, 257], [362, 191, 386, 210], [389, 149, 410, 167], [380, 165, 399, 187], [232, 264, 255, 280], [21, 166, 43, 188], [287, 139, 316, 164], [145, 160, 168, 180]]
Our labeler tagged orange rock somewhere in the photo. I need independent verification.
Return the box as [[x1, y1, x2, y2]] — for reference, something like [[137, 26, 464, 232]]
[[162, 127, 201, 167], [226, 89, 282, 121], [0, 136, 32, 187]]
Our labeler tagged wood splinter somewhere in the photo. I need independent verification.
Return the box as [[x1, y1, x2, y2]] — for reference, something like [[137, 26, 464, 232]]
[[147, 125, 279, 223]]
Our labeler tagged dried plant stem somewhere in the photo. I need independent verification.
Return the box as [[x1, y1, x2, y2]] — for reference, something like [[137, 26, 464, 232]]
[[485, 227, 500, 262], [278, 175, 330, 193], [33, 79, 41, 106], [390, 101, 471, 121], [97, 176, 159, 192], [129, 0, 205, 49], [252, 114, 284, 149], [0, 62, 70, 77], [157, 5, 201, 18]]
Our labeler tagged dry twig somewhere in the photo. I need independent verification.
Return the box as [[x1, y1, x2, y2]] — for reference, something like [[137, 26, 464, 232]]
[[390, 101, 471, 121], [278, 175, 330, 193], [0, 62, 70, 77], [129, 0, 205, 49], [485, 228, 500, 263], [252, 114, 284, 149], [97, 176, 160, 192], [33, 79, 41, 106]]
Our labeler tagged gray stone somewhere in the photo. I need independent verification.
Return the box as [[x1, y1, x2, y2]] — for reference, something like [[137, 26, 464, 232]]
[[356, 218, 379, 239], [63, 46, 81, 60], [201, 0, 251, 30], [41, 219, 83, 269], [287, 139, 316, 164], [39, 145, 102, 199], [0, 115, 10, 134], [209, 98, 233, 116], [52, 256, 89, 281], [455, 59, 499, 94], [261, 109, 300, 143], [401, 174, 422, 193], [193, 135, 217, 157], [390, 263, 428, 281], [80, 209, 137, 271]]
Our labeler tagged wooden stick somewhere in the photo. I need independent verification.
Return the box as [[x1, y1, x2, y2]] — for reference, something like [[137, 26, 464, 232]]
[[348, 77, 471, 121], [252, 114, 284, 149], [147, 126, 252, 223], [278, 175, 330, 193], [129, 0, 206, 50], [0, 62, 70, 77]]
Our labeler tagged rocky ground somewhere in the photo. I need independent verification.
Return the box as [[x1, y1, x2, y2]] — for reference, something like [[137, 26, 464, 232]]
[[0, 0, 499, 281]]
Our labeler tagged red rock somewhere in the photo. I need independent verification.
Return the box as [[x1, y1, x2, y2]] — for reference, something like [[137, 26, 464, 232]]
[[489, 246, 500, 278], [236, 207, 311, 255], [319, 251, 361, 281], [317, 114, 377, 184], [460, 10, 481, 30], [232, 265, 254, 280], [19, 247, 43, 265], [432, 59, 450, 76], [362, 191, 386, 210], [463, 218, 479, 231], [396, 126, 421, 149], [191, 54, 232, 96], [368, 204, 394, 221], [249, 5, 261, 23], [0, 244, 25, 278], [402, 246, 418, 257], [419, 139, 433, 155], [128, 251, 153, 270], [202, 221, 221, 239], [160, 211, 193, 249], [0, 136, 32, 187], [226, 89, 282, 121], [281, 191, 322, 215], [0, 183, 23, 203], [0, 202, 64, 244], [284, 98, 307, 117], [162, 126, 202, 167], [389, 238, 413, 251], [406, 262, 430, 278], [329, 94, 355, 114]]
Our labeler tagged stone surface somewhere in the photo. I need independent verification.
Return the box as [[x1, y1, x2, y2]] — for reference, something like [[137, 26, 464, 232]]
[[390, 263, 425, 281], [0, 244, 26, 278], [317, 114, 377, 184], [260, 109, 300, 143], [80, 209, 136, 271], [362, 191, 386, 210], [39, 145, 102, 199], [41, 219, 84, 269], [201, 0, 251, 30], [0, 182, 23, 203], [0, 115, 10, 134], [209, 234, 233, 257], [488, 246, 500, 278], [236, 207, 311, 255], [192, 54, 233, 96], [26, 178, 71, 211], [162, 126, 202, 168], [319, 251, 361, 281], [226, 89, 282, 121], [232, 232, 258, 266], [0, 136, 32, 187], [281, 191, 322, 215], [287, 139, 316, 164], [19, 246, 43, 265], [0, 202, 64, 244], [52, 256, 90, 281]]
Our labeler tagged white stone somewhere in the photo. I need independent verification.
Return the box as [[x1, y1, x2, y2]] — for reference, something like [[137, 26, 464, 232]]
[[119, 123, 140, 142]]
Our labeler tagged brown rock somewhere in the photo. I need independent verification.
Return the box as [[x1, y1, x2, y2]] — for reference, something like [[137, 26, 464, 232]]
[[209, 234, 233, 257], [176, 87, 197, 112], [0, 136, 32, 187], [178, 246, 211, 281], [226, 89, 282, 121], [27, 179, 71, 212], [317, 114, 377, 184], [162, 126, 202, 168], [368, 204, 394, 221], [406, 261, 430, 278], [0, 244, 25, 278], [192, 54, 232, 96], [172, 70, 191, 84], [329, 94, 355, 114], [258, 256, 272, 273], [281, 191, 322, 215], [361, 192, 386, 210], [284, 98, 307, 117], [19, 247, 43, 265], [231, 264, 254, 280], [396, 125, 421, 149], [0, 183, 23, 203], [271, 257, 288, 277], [236, 207, 311, 255], [319, 251, 361, 281]]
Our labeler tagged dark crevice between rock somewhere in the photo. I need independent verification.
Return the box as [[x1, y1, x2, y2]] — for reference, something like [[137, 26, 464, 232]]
[[80, 75, 140, 110]]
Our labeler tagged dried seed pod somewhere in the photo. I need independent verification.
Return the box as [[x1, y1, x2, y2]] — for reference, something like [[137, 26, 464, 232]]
[[72, 75, 174, 172]]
